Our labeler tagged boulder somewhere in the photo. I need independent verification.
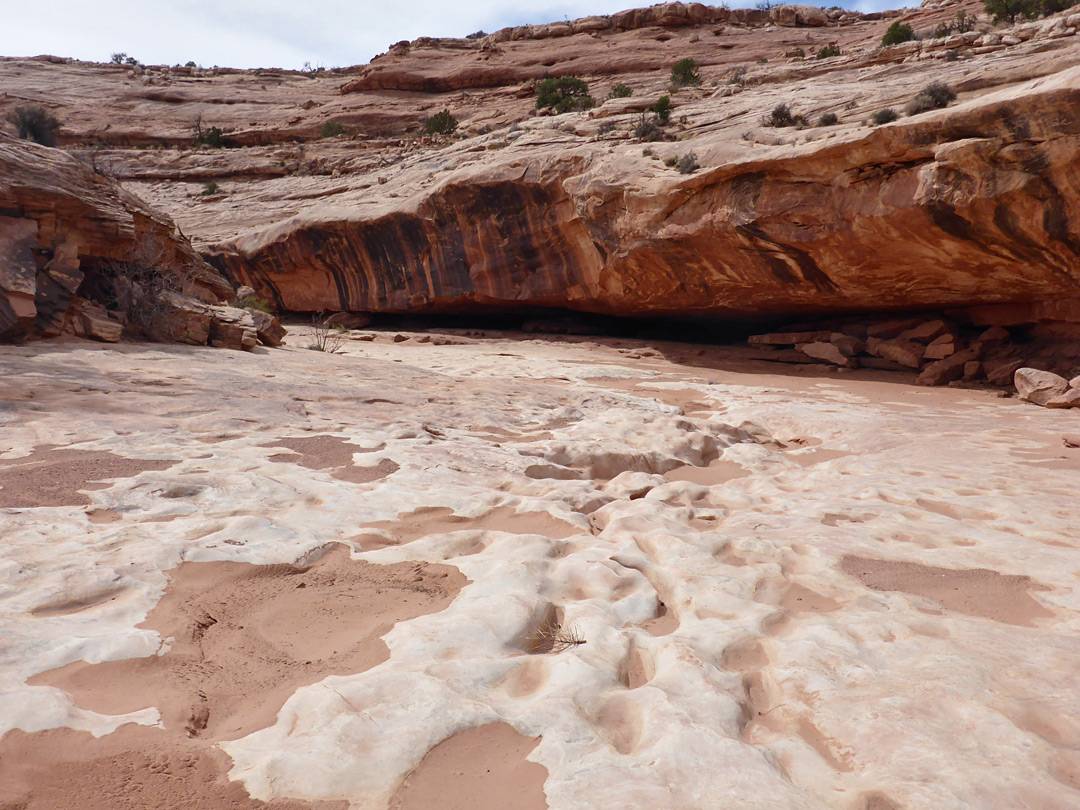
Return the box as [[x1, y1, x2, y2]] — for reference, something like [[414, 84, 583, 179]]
[[923, 335, 958, 360], [984, 358, 1024, 387], [65, 297, 123, 342], [797, 341, 856, 367], [246, 307, 287, 346], [1044, 388, 1080, 408], [977, 325, 1011, 344], [772, 4, 829, 26], [896, 319, 952, 343], [866, 337, 925, 369], [916, 348, 980, 386], [1014, 367, 1070, 406], [150, 290, 212, 345], [34, 242, 83, 337], [0, 216, 39, 340], [208, 306, 258, 351], [748, 330, 832, 346], [829, 332, 864, 357]]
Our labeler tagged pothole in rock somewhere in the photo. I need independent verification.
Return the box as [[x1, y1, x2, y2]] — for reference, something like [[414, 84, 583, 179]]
[[264, 435, 398, 483], [389, 722, 548, 810], [30, 544, 466, 741], [0, 445, 178, 508], [840, 555, 1054, 626]]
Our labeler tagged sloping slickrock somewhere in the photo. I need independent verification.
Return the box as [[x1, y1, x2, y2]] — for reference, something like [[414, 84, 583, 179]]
[[210, 67, 1080, 321], [0, 135, 231, 342]]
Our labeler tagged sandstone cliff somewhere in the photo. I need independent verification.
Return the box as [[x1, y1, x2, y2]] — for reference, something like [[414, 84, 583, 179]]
[[208, 67, 1080, 323], [2, 0, 1079, 338], [0, 136, 234, 342]]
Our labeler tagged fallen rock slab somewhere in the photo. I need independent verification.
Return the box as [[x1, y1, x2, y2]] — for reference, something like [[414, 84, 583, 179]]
[[866, 337, 925, 369], [246, 308, 287, 347], [917, 348, 980, 386], [797, 341, 856, 367]]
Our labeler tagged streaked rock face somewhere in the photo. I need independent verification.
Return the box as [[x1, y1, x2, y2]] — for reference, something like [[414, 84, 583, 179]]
[[210, 68, 1080, 321]]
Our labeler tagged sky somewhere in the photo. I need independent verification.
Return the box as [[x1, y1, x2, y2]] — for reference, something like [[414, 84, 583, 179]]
[[2, 0, 903, 71]]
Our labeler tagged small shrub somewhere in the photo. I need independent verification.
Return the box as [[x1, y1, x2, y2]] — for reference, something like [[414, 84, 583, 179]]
[[306, 317, 344, 353], [905, 81, 956, 116], [193, 119, 226, 148], [882, 22, 915, 47], [425, 109, 459, 135], [203, 181, 219, 196], [320, 120, 345, 138], [676, 152, 698, 174], [871, 108, 899, 125], [652, 95, 673, 125], [598, 121, 617, 134], [817, 44, 841, 59], [230, 294, 271, 313], [466, 30, 487, 39], [607, 83, 633, 99], [110, 52, 127, 64], [757, 57, 769, 64], [945, 49, 961, 61], [931, 23, 951, 39], [763, 102, 805, 128], [790, 48, 806, 58], [818, 112, 839, 126], [124, 56, 139, 66], [670, 58, 703, 87], [664, 155, 678, 167], [729, 66, 748, 84], [536, 76, 595, 114], [954, 10, 976, 32], [6, 104, 62, 147], [185, 60, 197, 68], [634, 117, 665, 142]]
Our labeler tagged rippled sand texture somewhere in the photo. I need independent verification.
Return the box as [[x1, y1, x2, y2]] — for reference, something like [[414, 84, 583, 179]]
[[1, 330, 1078, 810]]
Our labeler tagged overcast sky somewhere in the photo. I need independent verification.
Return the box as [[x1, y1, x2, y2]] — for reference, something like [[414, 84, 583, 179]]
[[3, 0, 902, 71]]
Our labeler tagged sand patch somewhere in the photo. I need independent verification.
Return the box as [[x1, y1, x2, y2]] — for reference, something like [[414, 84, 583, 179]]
[[349, 506, 580, 551], [639, 602, 679, 637], [389, 722, 547, 810], [0, 725, 344, 810], [840, 555, 1054, 626], [665, 458, 748, 486], [265, 435, 397, 483], [0, 445, 176, 508], [32, 545, 465, 741]]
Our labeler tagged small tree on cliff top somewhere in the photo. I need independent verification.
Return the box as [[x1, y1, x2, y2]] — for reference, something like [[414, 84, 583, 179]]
[[983, 0, 1038, 23]]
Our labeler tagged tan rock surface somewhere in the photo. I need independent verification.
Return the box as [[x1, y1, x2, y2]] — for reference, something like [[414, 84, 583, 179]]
[[1, 331, 1078, 810]]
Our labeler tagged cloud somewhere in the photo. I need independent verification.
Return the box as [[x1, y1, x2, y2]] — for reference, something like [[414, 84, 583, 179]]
[[1, 0, 890, 70]]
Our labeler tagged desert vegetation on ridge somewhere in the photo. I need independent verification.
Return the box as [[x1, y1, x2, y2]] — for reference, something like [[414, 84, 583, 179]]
[[6, 104, 62, 146]]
